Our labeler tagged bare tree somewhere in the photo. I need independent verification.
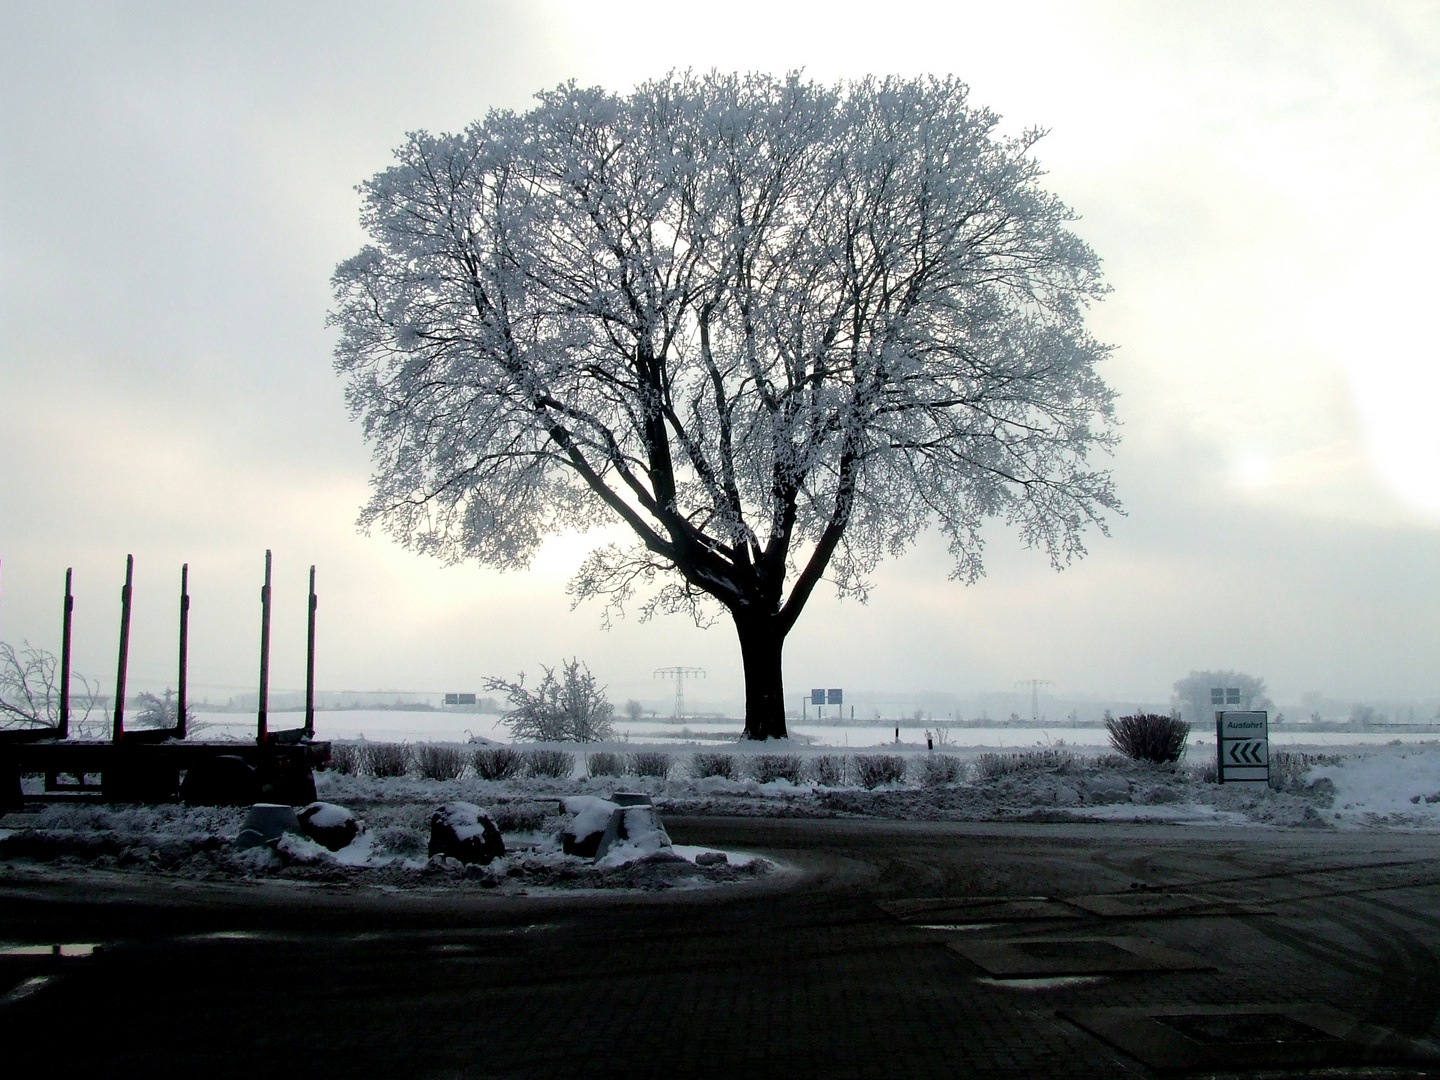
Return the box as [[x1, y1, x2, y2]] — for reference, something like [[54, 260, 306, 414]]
[[1173, 670, 1273, 726], [487, 659, 614, 742], [0, 640, 103, 734], [332, 73, 1119, 739], [134, 688, 193, 730]]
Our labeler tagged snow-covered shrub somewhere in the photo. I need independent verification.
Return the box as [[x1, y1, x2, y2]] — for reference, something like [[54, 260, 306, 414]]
[[1269, 751, 1342, 793], [490, 802, 551, 832], [810, 754, 848, 786], [487, 658, 614, 742], [473, 747, 524, 781], [750, 754, 804, 784], [414, 744, 467, 781], [629, 751, 671, 779], [921, 755, 964, 786], [365, 742, 411, 778], [854, 755, 907, 789], [691, 753, 736, 779], [1107, 713, 1190, 764], [524, 749, 574, 779], [586, 751, 625, 777], [327, 742, 361, 775], [975, 749, 1076, 780]]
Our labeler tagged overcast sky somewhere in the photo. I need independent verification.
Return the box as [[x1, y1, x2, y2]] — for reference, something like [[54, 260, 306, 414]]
[[1, 1, 1437, 715]]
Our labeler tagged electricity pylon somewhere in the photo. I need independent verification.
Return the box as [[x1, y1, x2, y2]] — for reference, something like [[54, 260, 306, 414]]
[[655, 666, 706, 719], [1015, 679, 1054, 723]]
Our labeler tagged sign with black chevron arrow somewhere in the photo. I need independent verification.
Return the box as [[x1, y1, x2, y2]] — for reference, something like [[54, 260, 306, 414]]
[[1217, 711, 1270, 784]]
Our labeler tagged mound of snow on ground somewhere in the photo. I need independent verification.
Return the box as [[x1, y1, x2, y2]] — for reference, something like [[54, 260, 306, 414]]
[[1310, 749, 1440, 828]]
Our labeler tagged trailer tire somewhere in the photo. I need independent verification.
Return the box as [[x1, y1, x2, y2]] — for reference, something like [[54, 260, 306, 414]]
[[180, 756, 260, 806]]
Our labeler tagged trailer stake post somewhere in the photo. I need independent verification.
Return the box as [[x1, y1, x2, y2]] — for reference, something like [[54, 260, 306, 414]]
[[304, 565, 317, 740], [112, 555, 133, 743], [257, 550, 271, 745], [176, 563, 189, 740], [58, 568, 73, 740]]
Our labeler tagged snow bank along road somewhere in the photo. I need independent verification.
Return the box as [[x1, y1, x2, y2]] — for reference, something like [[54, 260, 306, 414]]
[[4, 818, 1440, 1078]]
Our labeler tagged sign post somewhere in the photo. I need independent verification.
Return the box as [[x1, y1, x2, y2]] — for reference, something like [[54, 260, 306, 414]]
[[1216, 708, 1269, 784]]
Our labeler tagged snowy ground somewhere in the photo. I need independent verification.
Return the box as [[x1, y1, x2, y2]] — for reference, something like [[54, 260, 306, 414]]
[[5, 743, 1440, 894]]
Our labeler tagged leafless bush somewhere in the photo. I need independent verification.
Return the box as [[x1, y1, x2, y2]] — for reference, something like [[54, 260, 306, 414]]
[[629, 751, 672, 778], [921, 755, 965, 786], [472, 747, 525, 781], [414, 743, 467, 781], [854, 755, 908, 789], [524, 749, 575, 779], [691, 752, 737, 779], [1190, 759, 1219, 784], [1107, 713, 1190, 764], [364, 742, 412, 778], [327, 743, 362, 774], [975, 749, 1077, 780], [810, 754, 848, 786], [486, 658, 613, 742], [586, 751, 626, 777], [750, 754, 804, 784]]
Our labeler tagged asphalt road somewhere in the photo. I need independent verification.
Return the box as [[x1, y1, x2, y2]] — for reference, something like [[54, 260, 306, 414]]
[[4, 817, 1440, 1078]]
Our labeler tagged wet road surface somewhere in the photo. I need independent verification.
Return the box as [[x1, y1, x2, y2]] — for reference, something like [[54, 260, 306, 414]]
[[3, 817, 1440, 1077]]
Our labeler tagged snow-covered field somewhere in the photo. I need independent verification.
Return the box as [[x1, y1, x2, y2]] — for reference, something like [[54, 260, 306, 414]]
[[5, 742, 1440, 895]]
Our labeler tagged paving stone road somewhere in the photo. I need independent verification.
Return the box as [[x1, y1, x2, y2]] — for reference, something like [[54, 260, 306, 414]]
[[3, 817, 1440, 1078]]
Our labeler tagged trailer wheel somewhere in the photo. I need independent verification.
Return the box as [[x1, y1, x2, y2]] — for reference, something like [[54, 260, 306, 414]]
[[180, 756, 259, 806]]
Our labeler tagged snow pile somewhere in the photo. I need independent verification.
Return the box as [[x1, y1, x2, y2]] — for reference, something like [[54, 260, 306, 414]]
[[0, 794, 771, 891], [1308, 749, 1440, 828], [594, 805, 672, 867], [563, 796, 618, 842]]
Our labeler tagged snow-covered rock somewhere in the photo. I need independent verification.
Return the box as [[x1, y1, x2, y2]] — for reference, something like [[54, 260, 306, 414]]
[[428, 801, 505, 864], [595, 805, 673, 863], [562, 796, 619, 858], [297, 802, 359, 851], [560, 796, 674, 861], [235, 804, 301, 849]]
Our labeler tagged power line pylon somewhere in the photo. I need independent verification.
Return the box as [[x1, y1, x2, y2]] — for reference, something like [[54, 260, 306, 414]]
[[1015, 678, 1054, 723], [654, 666, 706, 719]]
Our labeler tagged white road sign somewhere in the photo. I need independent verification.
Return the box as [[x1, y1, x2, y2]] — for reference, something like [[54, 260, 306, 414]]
[[1217, 710, 1269, 783]]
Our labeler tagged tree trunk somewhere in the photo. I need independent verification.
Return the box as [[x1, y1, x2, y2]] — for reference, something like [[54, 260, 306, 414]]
[[736, 615, 788, 740]]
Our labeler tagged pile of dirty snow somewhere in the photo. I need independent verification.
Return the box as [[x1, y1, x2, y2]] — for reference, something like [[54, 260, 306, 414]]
[[1308, 748, 1440, 828], [0, 797, 772, 893]]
